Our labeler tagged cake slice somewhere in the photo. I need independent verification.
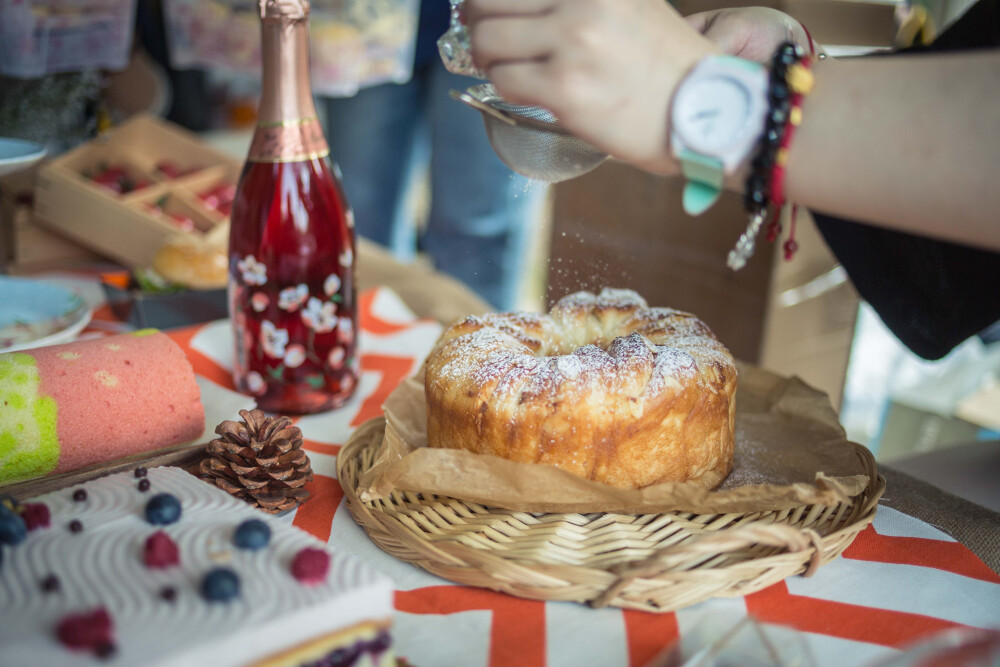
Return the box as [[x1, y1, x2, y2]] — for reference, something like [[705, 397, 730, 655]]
[[0, 330, 205, 485], [0, 467, 394, 666]]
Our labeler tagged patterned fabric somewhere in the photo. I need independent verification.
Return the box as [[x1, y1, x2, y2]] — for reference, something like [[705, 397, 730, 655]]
[[82, 286, 999, 666]]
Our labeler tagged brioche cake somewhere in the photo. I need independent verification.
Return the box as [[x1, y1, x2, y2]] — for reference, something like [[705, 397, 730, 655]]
[[424, 288, 737, 489]]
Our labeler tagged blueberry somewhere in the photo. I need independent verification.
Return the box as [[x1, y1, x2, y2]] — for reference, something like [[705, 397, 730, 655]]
[[72, 489, 88, 502], [95, 642, 117, 660], [327, 644, 360, 667], [201, 567, 240, 602], [145, 494, 182, 526], [367, 630, 391, 653], [41, 574, 61, 593], [134, 467, 148, 478], [233, 519, 271, 551], [0, 504, 27, 546], [137, 479, 151, 493]]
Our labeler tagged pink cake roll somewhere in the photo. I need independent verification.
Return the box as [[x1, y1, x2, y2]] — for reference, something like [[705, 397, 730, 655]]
[[0, 330, 205, 485]]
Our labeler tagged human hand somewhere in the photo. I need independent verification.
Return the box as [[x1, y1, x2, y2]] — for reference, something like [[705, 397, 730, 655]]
[[465, 0, 717, 174], [685, 7, 811, 63]]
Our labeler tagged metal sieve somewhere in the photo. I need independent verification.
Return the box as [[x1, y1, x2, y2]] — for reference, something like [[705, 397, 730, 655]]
[[451, 84, 608, 183]]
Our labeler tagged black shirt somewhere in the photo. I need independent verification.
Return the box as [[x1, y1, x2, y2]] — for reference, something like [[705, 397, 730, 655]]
[[812, 0, 1000, 360]]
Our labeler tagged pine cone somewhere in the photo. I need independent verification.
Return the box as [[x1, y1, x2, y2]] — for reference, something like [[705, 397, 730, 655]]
[[199, 409, 313, 514]]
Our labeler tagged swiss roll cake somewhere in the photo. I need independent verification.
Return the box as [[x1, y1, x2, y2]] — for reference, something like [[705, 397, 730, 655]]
[[0, 330, 204, 485]]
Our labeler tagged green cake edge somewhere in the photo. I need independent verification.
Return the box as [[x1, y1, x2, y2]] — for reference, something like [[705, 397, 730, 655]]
[[0, 353, 59, 484]]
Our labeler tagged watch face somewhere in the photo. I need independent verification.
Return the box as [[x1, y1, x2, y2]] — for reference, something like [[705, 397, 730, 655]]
[[674, 75, 752, 154]]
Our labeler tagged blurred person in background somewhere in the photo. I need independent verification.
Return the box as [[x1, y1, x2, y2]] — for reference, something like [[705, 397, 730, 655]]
[[325, 1, 547, 310]]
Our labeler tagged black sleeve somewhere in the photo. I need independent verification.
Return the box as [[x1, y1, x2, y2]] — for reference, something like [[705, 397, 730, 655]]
[[811, 0, 1000, 360]]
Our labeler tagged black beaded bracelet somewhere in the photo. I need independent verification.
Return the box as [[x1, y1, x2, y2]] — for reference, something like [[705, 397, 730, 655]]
[[727, 41, 807, 271]]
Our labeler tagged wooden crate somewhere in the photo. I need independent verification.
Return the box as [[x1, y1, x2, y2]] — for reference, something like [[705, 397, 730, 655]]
[[34, 114, 240, 269], [0, 166, 105, 273]]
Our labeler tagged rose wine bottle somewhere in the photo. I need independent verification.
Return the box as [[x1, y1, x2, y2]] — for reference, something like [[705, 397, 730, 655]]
[[229, 0, 357, 414]]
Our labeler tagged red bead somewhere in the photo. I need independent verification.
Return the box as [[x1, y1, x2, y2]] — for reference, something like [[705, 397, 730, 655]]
[[766, 222, 783, 243], [783, 239, 800, 260]]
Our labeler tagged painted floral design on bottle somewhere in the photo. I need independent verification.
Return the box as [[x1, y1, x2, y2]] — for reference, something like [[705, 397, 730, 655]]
[[301, 297, 338, 333], [238, 255, 268, 286], [230, 251, 357, 412], [278, 284, 309, 312]]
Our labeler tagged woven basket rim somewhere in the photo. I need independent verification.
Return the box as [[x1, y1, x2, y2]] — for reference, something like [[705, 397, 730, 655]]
[[338, 417, 885, 613]]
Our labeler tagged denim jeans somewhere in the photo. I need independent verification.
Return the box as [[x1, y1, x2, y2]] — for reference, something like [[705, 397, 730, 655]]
[[324, 59, 547, 310]]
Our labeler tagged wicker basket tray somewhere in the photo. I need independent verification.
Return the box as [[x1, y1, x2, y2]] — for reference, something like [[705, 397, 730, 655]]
[[338, 418, 885, 612]]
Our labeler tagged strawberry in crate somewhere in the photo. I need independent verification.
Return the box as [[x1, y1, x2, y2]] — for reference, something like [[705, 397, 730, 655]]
[[143, 195, 197, 233], [82, 163, 151, 195], [197, 182, 237, 217]]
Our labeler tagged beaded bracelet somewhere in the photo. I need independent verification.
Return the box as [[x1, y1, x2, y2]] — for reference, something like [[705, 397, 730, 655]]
[[768, 53, 814, 259], [726, 42, 814, 271]]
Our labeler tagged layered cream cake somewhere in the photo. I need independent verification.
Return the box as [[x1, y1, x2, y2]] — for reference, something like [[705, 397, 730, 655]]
[[0, 467, 394, 666]]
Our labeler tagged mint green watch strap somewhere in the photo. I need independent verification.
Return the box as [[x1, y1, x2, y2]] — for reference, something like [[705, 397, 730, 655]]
[[716, 54, 766, 73], [679, 149, 724, 216]]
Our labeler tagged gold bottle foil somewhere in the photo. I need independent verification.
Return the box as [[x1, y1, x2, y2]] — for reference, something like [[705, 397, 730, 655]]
[[249, 0, 329, 163], [259, 0, 309, 20]]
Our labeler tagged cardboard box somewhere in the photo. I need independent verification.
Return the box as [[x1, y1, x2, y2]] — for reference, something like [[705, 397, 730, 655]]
[[758, 209, 860, 410], [34, 114, 239, 269], [673, 0, 898, 47], [547, 161, 776, 364], [547, 165, 858, 407]]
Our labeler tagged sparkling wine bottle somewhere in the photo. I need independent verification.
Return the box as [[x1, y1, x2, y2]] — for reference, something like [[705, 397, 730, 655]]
[[229, 0, 357, 414]]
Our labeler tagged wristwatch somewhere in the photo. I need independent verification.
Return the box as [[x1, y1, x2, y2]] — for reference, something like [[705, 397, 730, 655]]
[[670, 55, 769, 216]]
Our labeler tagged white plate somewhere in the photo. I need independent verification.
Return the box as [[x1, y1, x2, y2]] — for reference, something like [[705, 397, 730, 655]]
[[0, 276, 92, 353], [0, 137, 46, 177]]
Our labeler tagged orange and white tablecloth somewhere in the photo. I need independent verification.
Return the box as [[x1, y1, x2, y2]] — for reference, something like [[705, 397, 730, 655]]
[[80, 284, 1000, 666]]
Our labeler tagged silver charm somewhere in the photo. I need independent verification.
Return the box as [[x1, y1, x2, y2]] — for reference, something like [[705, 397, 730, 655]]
[[726, 210, 767, 271], [437, 0, 486, 79]]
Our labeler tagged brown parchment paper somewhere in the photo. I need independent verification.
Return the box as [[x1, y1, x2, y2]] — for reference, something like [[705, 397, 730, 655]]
[[358, 361, 870, 514]]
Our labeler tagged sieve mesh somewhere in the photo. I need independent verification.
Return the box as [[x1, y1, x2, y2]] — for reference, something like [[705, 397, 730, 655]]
[[464, 85, 608, 183]]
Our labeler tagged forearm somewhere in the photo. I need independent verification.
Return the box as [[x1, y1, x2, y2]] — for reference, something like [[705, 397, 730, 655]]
[[784, 50, 1000, 250], [466, 0, 1000, 252]]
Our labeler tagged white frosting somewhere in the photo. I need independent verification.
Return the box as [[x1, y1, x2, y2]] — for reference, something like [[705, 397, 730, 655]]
[[0, 467, 393, 667]]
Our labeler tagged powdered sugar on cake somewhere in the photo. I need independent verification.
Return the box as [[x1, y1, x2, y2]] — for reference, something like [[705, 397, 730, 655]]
[[427, 288, 725, 404]]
